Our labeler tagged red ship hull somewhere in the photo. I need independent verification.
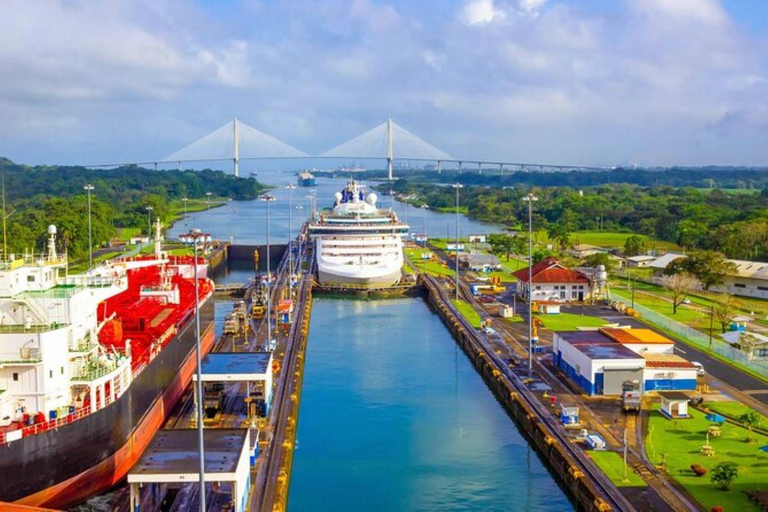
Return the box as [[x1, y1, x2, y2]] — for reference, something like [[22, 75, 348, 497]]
[[15, 320, 215, 509]]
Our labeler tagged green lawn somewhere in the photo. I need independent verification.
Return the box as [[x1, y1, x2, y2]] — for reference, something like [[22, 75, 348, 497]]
[[116, 227, 142, 242], [405, 250, 455, 277], [479, 269, 517, 283], [166, 247, 194, 257], [587, 451, 647, 488], [537, 312, 608, 331], [645, 405, 768, 512], [451, 299, 483, 328], [569, 231, 681, 252], [436, 206, 469, 214], [703, 402, 768, 431]]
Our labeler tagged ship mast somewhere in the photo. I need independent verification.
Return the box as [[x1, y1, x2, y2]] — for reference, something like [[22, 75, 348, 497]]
[[233, 116, 240, 177], [387, 118, 394, 181]]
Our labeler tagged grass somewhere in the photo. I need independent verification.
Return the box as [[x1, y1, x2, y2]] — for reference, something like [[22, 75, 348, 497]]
[[451, 299, 483, 328], [568, 231, 681, 252], [587, 451, 647, 488], [166, 247, 194, 257], [537, 312, 608, 331], [479, 269, 517, 283], [167, 197, 228, 216], [115, 227, 142, 242], [405, 250, 455, 277], [645, 404, 768, 512], [703, 402, 768, 431], [436, 206, 469, 214], [68, 250, 123, 273]]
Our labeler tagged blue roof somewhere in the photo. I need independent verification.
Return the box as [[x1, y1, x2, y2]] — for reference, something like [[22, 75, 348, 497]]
[[201, 352, 271, 375], [558, 331, 642, 360]]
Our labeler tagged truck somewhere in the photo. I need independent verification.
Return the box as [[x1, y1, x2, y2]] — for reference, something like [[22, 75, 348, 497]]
[[621, 380, 641, 412], [223, 313, 238, 335], [203, 382, 225, 418]]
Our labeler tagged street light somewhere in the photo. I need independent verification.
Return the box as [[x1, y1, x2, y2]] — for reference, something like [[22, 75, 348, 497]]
[[452, 184, 463, 302], [182, 197, 189, 230], [286, 184, 296, 287], [178, 228, 212, 512], [84, 184, 94, 268], [259, 194, 276, 349], [295, 205, 304, 264], [144, 206, 153, 237], [523, 193, 539, 378], [205, 192, 212, 235]]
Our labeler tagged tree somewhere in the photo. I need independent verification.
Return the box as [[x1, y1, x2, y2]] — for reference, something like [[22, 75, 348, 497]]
[[661, 273, 700, 314], [487, 234, 516, 262], [547, 222, 571, 250], [713, 294, 741, 333], [624, 235, 646, 256], [738, 411, 761, 442], [710, 462, 739, 490], [666, 251, 737, 290], [583, 252, 617, 272]]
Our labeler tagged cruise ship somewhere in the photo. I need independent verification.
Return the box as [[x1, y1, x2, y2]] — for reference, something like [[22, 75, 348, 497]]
[[308, 180, 408, 287], [0, 222, 215, 508]]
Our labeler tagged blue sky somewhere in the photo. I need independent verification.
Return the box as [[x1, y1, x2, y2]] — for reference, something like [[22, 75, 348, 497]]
[[0, 0, 767, 167]]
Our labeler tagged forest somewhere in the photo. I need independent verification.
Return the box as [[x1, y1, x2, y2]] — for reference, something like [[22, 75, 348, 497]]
[[389, 179, 768, 261], [0, 159, 265, 259]]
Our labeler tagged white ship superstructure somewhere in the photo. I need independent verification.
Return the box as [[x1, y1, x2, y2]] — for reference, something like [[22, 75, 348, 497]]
[[308, 180, 408, 287]]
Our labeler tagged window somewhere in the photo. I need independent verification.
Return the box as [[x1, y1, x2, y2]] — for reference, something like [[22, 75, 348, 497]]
[[27, 275, 35, 282], [734, 284, 746, 289], [13, 372, 19, 381], [60, 366, 64, 375], [49, 370, 53, 379], [758, 286, 768, 291]]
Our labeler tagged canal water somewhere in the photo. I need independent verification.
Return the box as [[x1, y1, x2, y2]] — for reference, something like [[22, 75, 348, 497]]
[[288, 298, 571, 512], [168, 170, 503, 245]]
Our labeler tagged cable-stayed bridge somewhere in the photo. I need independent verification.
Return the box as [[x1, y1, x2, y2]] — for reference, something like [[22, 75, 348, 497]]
[[88, 118, 610, 179]]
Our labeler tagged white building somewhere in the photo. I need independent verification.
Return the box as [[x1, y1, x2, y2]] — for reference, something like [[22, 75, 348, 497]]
[[625, 255, 656, 268], [553, 328, 698, 395], [513, 257, 591, 302], [711, 259, 768, 300]]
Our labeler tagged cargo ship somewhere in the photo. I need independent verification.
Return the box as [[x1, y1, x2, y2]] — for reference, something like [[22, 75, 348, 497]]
[[0, 222, 215, 508], [308, 180, 408, 287], [296, 170, 316, 187]]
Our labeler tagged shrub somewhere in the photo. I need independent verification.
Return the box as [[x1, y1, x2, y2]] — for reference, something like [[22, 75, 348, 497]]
[[710, 462, 739, 490]]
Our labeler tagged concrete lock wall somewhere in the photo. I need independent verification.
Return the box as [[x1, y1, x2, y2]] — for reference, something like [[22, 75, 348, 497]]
[[423, 277, 616, 512]]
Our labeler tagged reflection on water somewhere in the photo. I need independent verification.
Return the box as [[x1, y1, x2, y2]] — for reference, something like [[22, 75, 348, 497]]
[[168, 171, 503, 245], [288, 298, 571, 512]]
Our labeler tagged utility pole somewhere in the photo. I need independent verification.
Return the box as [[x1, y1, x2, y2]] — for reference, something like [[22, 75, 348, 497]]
[[523, 193, 538, 378], [709, 303, 715, 351], [452, 184, 463, 302], [84, 184, 94, 268]]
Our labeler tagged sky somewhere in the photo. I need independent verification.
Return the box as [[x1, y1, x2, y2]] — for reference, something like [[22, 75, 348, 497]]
[[0, 0, 767, 168]]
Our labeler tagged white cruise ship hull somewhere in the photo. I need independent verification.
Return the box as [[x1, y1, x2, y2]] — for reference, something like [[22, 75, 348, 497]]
[[318, 265, 402, 287]]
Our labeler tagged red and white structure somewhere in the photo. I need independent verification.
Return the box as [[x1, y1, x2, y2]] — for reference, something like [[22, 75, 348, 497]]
[[513, 257, 591, 302]]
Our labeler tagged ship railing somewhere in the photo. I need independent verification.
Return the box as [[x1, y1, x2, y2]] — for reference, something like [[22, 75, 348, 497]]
[[0, 405, 93, 447], [0, 253, 67, 270]]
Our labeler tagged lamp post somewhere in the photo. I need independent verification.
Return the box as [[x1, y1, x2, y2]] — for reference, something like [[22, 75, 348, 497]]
[[452, 184, 463, 302], [205, 192, 212, 235], [295, 205, 303, 264], [523, 193, 538, 378], [182, 197, 189, 230], [84, 184, 94, 268], [286, 184, 296, 287], [259, 194, 276, 349], [144, 206, 153, 238], [179, 229, 211, 511]]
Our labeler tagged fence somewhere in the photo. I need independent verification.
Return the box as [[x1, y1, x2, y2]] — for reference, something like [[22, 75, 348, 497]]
[[610, 289, 768, 377]]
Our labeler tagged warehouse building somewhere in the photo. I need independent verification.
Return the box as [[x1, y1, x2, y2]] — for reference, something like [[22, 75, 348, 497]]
[[553, 328, 698, 395]]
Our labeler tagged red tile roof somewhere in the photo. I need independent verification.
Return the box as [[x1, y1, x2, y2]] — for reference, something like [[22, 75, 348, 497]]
[[512, 257, 589, 284], [645, 359, 696, 369]]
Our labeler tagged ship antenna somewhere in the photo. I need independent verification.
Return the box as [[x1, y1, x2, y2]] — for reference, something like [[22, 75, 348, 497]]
[[2, 174, 6, 261]]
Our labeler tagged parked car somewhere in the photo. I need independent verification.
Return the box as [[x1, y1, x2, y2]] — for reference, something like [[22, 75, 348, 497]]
[[691, 361, 706, 376]]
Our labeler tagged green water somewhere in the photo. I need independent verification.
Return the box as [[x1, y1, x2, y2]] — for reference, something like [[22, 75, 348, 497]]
[[288, 297, 571, 511]]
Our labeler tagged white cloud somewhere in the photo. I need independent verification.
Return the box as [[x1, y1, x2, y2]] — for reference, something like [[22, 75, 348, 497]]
[[518, 0, 547, 17], [460, 0, 507, 26], [627, 0, 728, 27]]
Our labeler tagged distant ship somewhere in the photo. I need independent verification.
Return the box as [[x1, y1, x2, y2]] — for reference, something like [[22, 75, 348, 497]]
[[308, 180, 408, 287], [337, 164, 367, 173], [0, 222, 215, 508], [297, 170, 317, 187]]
